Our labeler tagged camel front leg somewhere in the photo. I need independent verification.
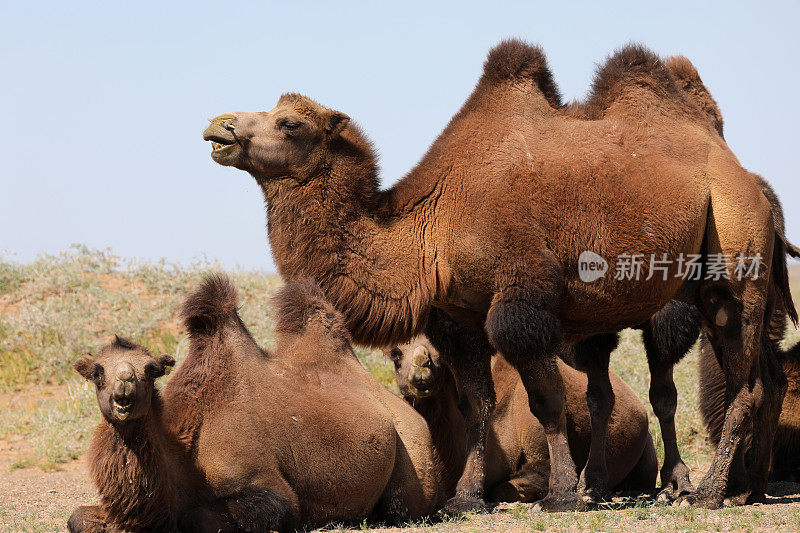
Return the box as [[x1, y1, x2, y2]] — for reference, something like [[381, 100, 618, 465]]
[[67, 505, 121, 533], [425, 308, 496, 513], [574, 334, 619, 504], [641, 301, 701, 500], [179, 487, 300, 533], [485, 274, 583, 512], [648, 361, 694, 500]]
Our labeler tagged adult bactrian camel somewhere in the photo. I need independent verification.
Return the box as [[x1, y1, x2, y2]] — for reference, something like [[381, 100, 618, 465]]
[[387, 335, 657, 501], [203, 40, 796, 511], [68, 275, 443, 532]]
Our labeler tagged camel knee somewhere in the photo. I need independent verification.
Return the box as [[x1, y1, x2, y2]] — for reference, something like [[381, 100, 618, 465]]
[[525, 365, 566, 431], [649, 376, 678, 421], [200, 488, 299, 533]]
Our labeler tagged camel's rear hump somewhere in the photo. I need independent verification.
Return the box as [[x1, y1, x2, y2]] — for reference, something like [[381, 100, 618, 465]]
[[272, 279, 353, 350]]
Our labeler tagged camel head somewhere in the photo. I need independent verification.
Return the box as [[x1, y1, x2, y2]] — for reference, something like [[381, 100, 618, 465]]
[[74, 336, 174, 424], [203, 93, 350, 179], [386, 336, 447, 400]]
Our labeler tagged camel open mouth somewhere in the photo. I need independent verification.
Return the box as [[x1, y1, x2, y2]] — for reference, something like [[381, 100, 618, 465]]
[[408, 384, 434, 399], [209, 139, 235, 153], [112, 397, 133, 419]]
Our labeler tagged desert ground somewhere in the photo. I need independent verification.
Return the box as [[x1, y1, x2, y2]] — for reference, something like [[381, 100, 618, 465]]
[[2, 246, 800, 532]]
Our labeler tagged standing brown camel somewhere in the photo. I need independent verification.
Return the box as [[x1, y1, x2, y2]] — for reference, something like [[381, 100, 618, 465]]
[[387, 336, 657, 501], [203, 40, 796, 511], [68, 275, 443, 532]]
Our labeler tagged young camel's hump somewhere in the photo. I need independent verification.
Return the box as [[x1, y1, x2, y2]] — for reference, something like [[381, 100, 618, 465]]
[[428, 111, 762, 339], [194, 353, 438, 524]]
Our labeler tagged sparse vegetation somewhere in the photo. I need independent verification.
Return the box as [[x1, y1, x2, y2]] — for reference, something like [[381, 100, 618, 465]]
[[1, 246, 798, 531]]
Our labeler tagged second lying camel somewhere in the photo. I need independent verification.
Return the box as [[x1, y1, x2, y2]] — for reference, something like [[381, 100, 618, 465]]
[[387, 336, 657, 502]]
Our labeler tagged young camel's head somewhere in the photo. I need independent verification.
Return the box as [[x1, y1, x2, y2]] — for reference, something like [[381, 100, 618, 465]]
[[74, 336, 174, 424], [386, 336, 448, 401], [203, 93, 350, 179]]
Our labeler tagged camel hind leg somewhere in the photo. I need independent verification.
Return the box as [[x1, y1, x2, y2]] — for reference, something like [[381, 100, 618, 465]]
[[671, 174, 777, 509], [736, 332, 786, 504]]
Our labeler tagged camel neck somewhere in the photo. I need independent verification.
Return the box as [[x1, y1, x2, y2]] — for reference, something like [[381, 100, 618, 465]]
[[259, 153, 442, 347], [90, 394, 184, 531], [413, 373, 466, 494]]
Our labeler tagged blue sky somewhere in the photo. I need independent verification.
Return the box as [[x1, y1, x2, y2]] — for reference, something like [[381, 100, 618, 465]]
[[1, 1, 798, 270]]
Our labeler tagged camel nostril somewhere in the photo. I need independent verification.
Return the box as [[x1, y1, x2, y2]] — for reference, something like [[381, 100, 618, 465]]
[[116, 362, 135, 383]]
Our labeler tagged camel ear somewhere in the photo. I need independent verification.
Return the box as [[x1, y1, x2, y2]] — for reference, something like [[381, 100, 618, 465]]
[[158, 354, 176, 375], [74, 355, 97, 382], [145, 354, 175, 379], [324, 111, 350, 137]]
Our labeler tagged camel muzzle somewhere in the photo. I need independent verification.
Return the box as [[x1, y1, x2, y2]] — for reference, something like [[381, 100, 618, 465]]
[[111, 363, 137, 420]]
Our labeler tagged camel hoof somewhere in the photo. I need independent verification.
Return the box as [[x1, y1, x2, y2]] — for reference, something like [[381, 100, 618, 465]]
[[440, 495, 488, 516], [532, 493, 588, 513], [578, 483, 611, 505], [657, 467, 694, 502], [673, 492, 723, 510]]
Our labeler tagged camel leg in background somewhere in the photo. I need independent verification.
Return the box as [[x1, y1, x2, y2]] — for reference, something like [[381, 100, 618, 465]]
[[574, 334, 619, 503], [425, 308, 496, 513], [489, 462, 550, 503]]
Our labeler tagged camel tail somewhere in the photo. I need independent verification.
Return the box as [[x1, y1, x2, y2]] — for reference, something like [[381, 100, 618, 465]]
[[181, 273, 240, 340], [786, 240, 800, 260], [773, 235, 798, 327], [272, 279, 351, 343]]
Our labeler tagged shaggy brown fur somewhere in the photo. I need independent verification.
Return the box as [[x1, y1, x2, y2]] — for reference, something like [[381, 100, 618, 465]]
[[664, 55, 724, 137], [69, 275, 444, 532], [387, 336, 657, 501], [665, 54, 800, 498], [204, 39, 795, 511]]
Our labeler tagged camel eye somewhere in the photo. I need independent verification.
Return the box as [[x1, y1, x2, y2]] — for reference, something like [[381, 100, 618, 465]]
[[92, 365, 104, 385], [389, 348, 402, 361], [278, 120, 301, 132]]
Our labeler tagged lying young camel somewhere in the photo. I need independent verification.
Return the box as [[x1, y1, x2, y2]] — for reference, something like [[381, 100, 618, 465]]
[[68, 275, 443, 532], [387, 335, 657, 501], [203, 40, 795, 510]]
